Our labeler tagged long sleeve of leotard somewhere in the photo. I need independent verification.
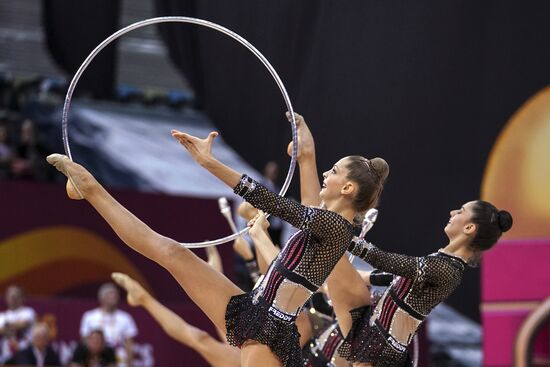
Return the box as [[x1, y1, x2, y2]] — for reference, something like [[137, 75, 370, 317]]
[[234, 174, 350, 242], [348, 238, 420, 278]]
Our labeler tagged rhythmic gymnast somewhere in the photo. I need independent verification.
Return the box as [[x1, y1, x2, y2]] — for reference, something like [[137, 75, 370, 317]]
[[239, 209, 390, 367], [110, 203, 310, 367], [111, 212, 338, 367], [222, 208, 334, 354], [246, 212, 391, 367], [110, 195, 341, 367], [288, 114, 513, 366], [46, 111, 387, 366], [332, 202, 512, 366]]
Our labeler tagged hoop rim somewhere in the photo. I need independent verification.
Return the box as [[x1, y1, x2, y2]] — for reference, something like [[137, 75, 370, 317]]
[[61, 16, 298, 248]]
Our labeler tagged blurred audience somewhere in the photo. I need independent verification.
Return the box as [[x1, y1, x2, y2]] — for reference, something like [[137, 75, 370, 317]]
[[4, 322, 60, 366], [0, 71, 195, 184], [70, 329, 116, 367], [0, 286, 37, 363], [11, 119, 49, 181], [79, 283, 137, 367], [0, 122, 13, 179], [0, 115, 52, 182]]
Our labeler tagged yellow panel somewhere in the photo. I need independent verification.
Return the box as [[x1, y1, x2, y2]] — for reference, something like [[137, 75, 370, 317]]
[[482, 86, 550, 239], [0, 226, 153, 295]]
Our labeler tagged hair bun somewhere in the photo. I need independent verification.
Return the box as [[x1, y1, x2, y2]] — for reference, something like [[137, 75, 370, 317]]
[[497, 210, 513, 232], [370, 157, 389, 183]]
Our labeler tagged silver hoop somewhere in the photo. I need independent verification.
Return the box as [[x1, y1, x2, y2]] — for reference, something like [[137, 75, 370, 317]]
[[62, 16, 298, 248]]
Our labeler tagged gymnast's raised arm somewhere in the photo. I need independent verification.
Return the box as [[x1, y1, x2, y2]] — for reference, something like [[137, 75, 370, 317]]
[[285, 112, 322, 207], [171, 129, 350, 241]]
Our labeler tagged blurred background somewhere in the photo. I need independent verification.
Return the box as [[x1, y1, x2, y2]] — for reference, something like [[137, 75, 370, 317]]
[[1, 0, 549, 366]]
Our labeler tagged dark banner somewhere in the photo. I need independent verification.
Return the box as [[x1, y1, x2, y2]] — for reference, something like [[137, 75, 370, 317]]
[[42, 0, 120, 99], [151, 0, 550, 321]]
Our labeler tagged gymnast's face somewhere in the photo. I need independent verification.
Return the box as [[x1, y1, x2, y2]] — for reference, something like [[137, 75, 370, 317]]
[[444, 201, 476, 240], [320, 157, 353, 204]]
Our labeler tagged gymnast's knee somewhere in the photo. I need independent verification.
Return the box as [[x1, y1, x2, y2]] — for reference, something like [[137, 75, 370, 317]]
[[161, 237, 194, 267]]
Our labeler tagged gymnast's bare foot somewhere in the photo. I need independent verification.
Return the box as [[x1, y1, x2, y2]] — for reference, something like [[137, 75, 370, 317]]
[[112, 272, 149, 307], [46, 154, 95, 200]]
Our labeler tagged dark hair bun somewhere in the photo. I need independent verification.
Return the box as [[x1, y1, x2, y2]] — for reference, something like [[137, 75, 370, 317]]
[[497, 210, 513, 232], [370, 157, 389, 183]]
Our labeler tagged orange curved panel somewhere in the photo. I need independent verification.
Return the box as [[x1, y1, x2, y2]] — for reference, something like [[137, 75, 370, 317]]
[[0, 226, 153, 296], [0, 259, 119, 295], [482, 86, 550, 239]]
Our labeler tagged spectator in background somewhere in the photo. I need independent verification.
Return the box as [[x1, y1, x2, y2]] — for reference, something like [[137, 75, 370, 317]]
[[11, 119, 48, 180], [0, 285, 36, 363], [5, 322, 60, 366], [80, 283, 137, 367], [0, 122, 13, 179], [70, 329, 116, 367]]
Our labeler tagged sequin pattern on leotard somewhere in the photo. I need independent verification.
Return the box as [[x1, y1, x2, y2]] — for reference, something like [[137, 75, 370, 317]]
[[225, 175, 354, 367], [303, 322, 346, 367], [340, 240, 467, 366]]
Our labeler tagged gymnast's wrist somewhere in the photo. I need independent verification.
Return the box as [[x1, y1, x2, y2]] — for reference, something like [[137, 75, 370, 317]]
[[248, 226, 261, 239], [139, 293, 154, 307], [297, 154, 315, 164], [199, 155, 217, 169]]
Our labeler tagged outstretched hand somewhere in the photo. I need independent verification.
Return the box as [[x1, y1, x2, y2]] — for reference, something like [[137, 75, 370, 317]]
[[171, 130, 219, 166], [285, 112, 315, 161]]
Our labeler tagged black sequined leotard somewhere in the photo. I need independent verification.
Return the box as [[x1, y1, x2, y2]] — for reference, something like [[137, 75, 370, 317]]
[[225, 175, 354, 367], [303, 321, 348, 367], [340, 240, 467, 366]]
